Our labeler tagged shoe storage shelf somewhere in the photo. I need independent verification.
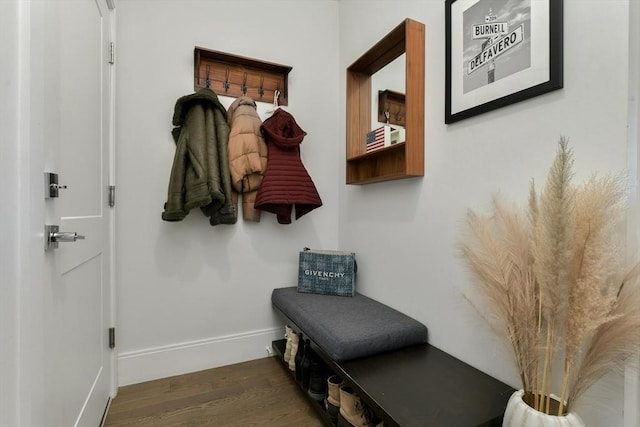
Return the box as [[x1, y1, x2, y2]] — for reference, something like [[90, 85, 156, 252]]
[[272, 338, 336, 426], [273, 330, 514, 427]]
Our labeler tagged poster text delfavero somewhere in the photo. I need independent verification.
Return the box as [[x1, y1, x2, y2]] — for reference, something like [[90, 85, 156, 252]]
[[467, 24, 524, 74]]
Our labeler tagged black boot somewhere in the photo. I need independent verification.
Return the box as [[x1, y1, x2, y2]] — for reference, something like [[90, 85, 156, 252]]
[[307, 356, 326, 403], [301, 340, 313, 390], [295, 333, 305, 383]]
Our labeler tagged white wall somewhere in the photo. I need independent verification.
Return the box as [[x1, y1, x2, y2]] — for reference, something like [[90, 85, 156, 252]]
[[114, 0, 638, 424], [1, 0, 632, 425], [338, 1, 633, 426], [115, 0, 340, 385], [625, 2, 640, 425]]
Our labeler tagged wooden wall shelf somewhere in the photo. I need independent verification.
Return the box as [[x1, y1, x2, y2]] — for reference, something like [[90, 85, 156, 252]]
[[346, 19, 425, 185], [194, 47, 292, 106]]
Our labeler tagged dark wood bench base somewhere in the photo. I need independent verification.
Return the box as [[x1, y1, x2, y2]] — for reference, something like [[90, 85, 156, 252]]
[[273, 313, 514, 427], [272, 339, 335, 425]]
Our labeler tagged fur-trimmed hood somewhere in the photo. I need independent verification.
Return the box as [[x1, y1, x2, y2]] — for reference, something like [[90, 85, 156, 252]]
[[162, 88, 236, 225]]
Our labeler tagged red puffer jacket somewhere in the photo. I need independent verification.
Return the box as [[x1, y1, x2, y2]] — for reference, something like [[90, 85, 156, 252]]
[[254, 108, 322, 224]]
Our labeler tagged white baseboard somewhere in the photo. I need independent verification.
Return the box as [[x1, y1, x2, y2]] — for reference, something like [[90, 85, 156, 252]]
[[117, 327, 284, 387]]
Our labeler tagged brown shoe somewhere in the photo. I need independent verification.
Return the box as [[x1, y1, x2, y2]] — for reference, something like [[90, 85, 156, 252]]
[[337, 386, 380, 427], [326, 375, 343, 425]]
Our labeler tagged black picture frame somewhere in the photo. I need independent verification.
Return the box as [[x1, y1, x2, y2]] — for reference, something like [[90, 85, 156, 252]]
[[445, 0, 563, 124]]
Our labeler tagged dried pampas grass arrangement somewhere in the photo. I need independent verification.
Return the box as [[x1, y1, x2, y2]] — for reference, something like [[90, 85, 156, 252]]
[[460, 137, 640, 415]]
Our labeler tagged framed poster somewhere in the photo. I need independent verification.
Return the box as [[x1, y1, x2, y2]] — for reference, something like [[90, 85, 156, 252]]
[[445, 0, 563, 124]]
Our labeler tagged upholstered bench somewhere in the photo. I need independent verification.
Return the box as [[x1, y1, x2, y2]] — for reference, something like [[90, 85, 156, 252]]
[[271, 286, 514, 427], [271, 286, 428, 361]]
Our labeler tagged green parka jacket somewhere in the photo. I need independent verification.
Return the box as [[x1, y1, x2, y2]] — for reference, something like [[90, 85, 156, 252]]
[[162, 88, 237, 225]]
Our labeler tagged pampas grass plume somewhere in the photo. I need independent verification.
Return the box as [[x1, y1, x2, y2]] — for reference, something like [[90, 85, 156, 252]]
[[459, 138, 640, 414]]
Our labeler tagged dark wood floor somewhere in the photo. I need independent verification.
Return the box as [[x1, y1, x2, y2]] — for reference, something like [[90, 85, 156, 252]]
[[103, 356, 325, 427]]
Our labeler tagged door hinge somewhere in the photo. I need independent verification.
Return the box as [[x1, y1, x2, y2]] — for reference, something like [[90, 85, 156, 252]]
[[108, 185, 115, 207], [109, 327, 115, 349], [109, 42, 115, 65]]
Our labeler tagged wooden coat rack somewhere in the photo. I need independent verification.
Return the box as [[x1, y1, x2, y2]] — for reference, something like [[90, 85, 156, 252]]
[[377, 90, 406, 127], [194, 47, 292, 106]]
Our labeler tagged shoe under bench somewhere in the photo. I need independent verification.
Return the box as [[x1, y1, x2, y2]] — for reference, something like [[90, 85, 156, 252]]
[[271, 287, 515, 427]]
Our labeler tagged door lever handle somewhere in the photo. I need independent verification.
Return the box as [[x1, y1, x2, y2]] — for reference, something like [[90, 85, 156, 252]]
[[52, 231, 85, 242], [45, 225, 85, 250]]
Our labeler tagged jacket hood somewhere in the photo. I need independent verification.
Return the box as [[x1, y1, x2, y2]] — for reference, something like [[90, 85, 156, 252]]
[[229, 96, 257, 112], [172, 88, 227, 127], [260, 108, 307, 148], [227, 96, 258, 125]]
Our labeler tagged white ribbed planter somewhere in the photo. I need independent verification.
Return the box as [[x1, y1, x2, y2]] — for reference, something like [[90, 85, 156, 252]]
[[502, 390, 585, 427]]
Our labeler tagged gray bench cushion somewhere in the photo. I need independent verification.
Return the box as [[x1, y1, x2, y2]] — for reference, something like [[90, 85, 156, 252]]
[[271, 287, 428, 362]]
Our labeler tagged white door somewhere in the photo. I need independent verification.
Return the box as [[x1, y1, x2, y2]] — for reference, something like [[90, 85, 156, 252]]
[[42, 0, 114, 425]]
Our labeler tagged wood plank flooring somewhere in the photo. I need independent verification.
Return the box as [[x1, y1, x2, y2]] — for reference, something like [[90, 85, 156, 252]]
[[103, 356, 325, 427]]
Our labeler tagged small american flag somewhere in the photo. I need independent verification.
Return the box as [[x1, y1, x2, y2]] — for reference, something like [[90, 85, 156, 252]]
[[366, 126, 386, 152]]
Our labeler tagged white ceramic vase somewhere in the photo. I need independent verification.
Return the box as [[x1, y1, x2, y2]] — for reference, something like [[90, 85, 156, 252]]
[[502, 389, 585, 427]]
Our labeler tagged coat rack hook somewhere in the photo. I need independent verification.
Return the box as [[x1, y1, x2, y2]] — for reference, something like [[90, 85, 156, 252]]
[[241, 72, 248, 95], [223, 67, 230, 92], [395, 106, 402, 121], [276, 80, 285, 101], [258, 76, 265, 98], [205, 65, 211, 89], [282, 81, 288, 101]]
